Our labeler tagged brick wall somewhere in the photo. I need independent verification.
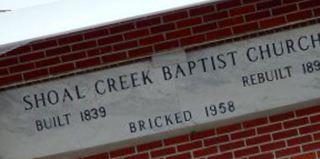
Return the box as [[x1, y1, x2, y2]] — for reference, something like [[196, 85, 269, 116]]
[[81, 105, 320, 159], [1, 0, 320, 159], [1, 0, 320, 90]]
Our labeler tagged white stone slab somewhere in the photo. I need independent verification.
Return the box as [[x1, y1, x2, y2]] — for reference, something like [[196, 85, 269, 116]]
[[1, 24, 320, 159]]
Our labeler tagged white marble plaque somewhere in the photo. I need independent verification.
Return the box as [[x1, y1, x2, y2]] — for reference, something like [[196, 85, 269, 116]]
[[1, 24, 320, 159]]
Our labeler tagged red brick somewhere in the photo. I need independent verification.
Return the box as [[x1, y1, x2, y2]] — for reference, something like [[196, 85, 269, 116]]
[[303, 142, 320, 151], [163, 11, 188, 22], [216, 0, 241, 10], [1, 52, 9, 59], [6, 46, 31, 55], [257, 123, 282, 134], [220, 140, 245, 152], [164, 135, 189, 146], [166, 29, 191, 40], [218, 16, 244, 28], [260, 16, 286, 29], [246, 134, 271, 146], [190, 128, 215, 140], [272, 4, 298, 15], [283, 117, 309, 128], [180, 34, 206, 46], [124, 29, 149, 40], [46, 46, 71, 56], [299, 124, 320, 134], [292, 152, 317, 159], [249, 153, 274, 159], [83, 153, 108, 159], [75, 57, 100, 69], [154, 40, 179, 52], [193, 146, 218, 157], [61, 52, 86, 62], [275, 146, 301, 158], [35, 57, 60, 68], [1, 53, 8, 58], [86, 48, 100, 57], [124, 153, 149, 159], [9, 63, 34, 73], [314, 132, 320, 140], [243, 117, 268, 128], [189, 5, 215, 16], [230, 5, 255, 16], [150, 23, 175, 34], [272, 129, 298, 140], [270, 142, 288, 155], [246, 10, 271, 22], [177, 17, 202, 28], [260, 141, 286, 152], [243, 0, 260, 4], [234, 146, 259, 158], [0, 74, 23, 86], [150, 147, 175, 157], [0, 57, 18, 67], [110, 147, 135, 158], [58, 34, 83, 45], [128, 46, 153, 58], [296, 105, 320, 117], [0, 68, 8, 76], [101, 52, 127, 63], [177, 140, 202, 152], [113, 41, 138, 51], [137, 140, 162, 152], [84, 29, 108, 39], [287, 10, 313, 22], [269, 111, 294, 122], [233, 22, 259, 34], [84, 46, 100, 57], [49, 63, 75, 75], [99, 46, 112, 55], [283, 0, 303, 4], [98, 35, 123, 45], [208, 152, 232, 159], [72, 41, 97, 51], [217, 123, 241, 134], [299, 0, 320, 9], [110, 23, 135, 34], [231, 129, 256, 140], [32, 40, 57, 50], [257, 0, 282, 10], [311, 114, 320, 123], [136, 17, 161, 28], [203, 11, 229, 22], [206, 28, 232, 40], [23, 69, 48, 80], [140, 35, 165, 46], [192, 22, 217, 34], [167, 152, 191, 159], [287, 135, 312, 146], [315, 7, 320, 16], [204, 135, 229, 146], [19, 51, 45, 62]]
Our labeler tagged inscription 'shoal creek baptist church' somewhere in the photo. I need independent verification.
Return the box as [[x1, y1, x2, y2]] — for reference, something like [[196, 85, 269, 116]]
[[21, 31, 319, 134], [22, 32, 320, 134]]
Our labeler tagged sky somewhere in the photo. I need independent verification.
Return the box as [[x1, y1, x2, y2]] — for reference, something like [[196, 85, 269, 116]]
[[0, 0, 214, 54], [1, 0, 60, 10]]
